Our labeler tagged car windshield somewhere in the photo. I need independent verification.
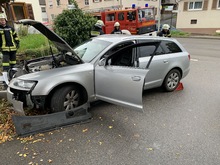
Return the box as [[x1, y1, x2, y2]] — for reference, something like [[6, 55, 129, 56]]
[[73, 39, 112, 62], [138, 8, 154, 21]]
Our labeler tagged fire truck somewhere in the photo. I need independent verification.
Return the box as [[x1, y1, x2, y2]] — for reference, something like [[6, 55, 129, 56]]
[[92, 6, 157, 35]]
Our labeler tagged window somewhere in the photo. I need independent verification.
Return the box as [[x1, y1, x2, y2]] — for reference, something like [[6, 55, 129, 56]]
[[10, 3, 34, 21], [42, 18, 48, 22], [106, 13, 115, 21], [191, 19, 197, 24], [56, 0, 60, 6], [160, 41, 182, 54], [51, 14, 55, 20], [85, 0, 89, 5], [138, 8, 154, 22], [48, 0, 53, 7], [127, 11, 136, 21], [12, 5, 25, 20], [110, 47, 134, 66], [39, 0, 46, 5], [118, 12, 124, 21], [68, 0, 72, 5], [41, 7, 46, 12], [74, 39, 111, 62], [139, 45, 157, 57], [189, 1, 203, 10]]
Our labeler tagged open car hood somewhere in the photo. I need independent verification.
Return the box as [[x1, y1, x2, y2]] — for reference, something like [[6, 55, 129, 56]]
[[17, 19, 83, 63]]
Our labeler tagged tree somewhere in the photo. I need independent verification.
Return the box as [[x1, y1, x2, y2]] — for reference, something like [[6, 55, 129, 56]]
[[53, 0, 96, 47]]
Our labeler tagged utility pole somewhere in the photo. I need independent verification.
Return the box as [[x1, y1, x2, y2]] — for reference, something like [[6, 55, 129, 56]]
[[157, 0, 161, 32], [119, 0, 122, 10]]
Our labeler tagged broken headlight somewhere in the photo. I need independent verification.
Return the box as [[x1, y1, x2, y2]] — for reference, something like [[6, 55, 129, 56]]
[[13, 80, 37, 90]]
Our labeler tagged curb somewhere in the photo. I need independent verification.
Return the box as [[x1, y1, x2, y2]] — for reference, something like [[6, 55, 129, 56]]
[[174, 36, 220, 40]]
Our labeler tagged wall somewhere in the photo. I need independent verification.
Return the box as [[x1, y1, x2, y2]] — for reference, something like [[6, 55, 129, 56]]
[[176, 0, 220, 34]]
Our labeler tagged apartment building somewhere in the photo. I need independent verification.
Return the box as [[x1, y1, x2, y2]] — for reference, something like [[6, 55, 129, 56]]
[[176, 0, 220, 34]]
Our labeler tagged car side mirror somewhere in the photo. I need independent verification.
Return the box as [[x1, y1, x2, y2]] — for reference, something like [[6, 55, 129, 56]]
[[98, 58, 106, 66]]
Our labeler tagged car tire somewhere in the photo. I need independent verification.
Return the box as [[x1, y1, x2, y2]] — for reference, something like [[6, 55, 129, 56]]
[[50, 85, 83, 113], [163, 69, 181, 92]]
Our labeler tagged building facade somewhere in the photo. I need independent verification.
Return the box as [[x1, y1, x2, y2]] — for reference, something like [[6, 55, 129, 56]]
[[176, 0, 220, 34]]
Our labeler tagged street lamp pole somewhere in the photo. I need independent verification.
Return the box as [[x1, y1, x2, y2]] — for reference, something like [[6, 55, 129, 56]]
[[119, 0, 122, 10], [157, 0, 161, 32]]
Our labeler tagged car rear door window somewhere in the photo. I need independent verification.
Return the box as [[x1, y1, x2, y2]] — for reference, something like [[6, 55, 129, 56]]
[[160, 41, 182, 54], [138, 40, 164, 57], [139, 45, 157, 57]]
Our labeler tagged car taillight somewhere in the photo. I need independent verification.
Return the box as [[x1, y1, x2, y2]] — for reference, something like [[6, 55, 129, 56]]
[[188, 54, 190, 60]]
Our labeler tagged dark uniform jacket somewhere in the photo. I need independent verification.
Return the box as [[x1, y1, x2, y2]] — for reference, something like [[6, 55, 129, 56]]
[[0, 25, 19, 51], [157, 30, 171, 37], [111, 28, 122, 34]]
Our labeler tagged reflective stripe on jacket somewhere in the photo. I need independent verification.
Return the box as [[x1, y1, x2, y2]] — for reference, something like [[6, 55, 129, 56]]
[[0, 25, 19, 51]]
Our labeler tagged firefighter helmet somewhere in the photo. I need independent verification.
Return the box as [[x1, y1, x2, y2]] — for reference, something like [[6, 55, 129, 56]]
[[0, 13, 6, 20], [114, 22, 120, 27], [162, 24, 170, 30], [95, 20, 105, 27]]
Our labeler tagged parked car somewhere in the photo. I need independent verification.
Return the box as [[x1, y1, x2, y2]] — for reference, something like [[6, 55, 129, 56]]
[[7, 19, 190, 115]]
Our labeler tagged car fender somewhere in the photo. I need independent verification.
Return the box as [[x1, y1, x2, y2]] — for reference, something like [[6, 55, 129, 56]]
[[31, 70, 94, 97]]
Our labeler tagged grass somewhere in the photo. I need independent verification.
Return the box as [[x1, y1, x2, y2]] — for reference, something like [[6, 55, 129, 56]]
[[214, 32, 220, 36], [171, 30, 191, 37], [18, 34, 49, 53], [16, 34, 58, 60]]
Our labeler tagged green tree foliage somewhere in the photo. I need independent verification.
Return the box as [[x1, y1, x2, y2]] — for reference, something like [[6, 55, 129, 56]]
[[53, 0, 97, 47]]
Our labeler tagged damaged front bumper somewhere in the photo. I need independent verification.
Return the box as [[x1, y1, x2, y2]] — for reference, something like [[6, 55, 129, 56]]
[[7, 88, 25, 115], [7, 87, 34, 115]]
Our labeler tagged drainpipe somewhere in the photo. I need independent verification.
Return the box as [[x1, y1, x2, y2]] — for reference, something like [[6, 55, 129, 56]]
[[157, 0, 161, 32]]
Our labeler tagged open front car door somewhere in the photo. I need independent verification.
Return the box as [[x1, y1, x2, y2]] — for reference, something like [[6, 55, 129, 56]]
[[95, 43, 150, 112]]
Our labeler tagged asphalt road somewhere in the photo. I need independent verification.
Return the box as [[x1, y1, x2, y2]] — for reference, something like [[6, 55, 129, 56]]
[[1, 38, 220, 165]]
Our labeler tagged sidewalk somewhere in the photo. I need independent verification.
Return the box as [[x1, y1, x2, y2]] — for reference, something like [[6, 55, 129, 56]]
[[187, 34, 220, 40], [173, 34, 220, 40]]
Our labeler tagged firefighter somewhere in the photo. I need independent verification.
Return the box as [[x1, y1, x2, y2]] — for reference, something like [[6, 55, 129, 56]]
[[111, 22, 122, 34], [0, 13, 20, 72], [157, 24, 171, 37], [90, 20, 105, 37]]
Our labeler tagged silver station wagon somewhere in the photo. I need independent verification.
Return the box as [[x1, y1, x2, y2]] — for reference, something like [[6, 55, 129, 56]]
[[7, 19, 190, 115]]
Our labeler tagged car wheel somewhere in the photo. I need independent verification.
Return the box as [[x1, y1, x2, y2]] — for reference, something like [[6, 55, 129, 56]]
[[163, 69, 181, 92], [50, 85, 83, 113]]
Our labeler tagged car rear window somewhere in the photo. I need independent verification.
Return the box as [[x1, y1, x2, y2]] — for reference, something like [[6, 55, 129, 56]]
[[160, 41, 182, 54]]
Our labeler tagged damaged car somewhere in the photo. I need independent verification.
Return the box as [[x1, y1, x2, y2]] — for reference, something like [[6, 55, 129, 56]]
[[7, 19, 190, 115]]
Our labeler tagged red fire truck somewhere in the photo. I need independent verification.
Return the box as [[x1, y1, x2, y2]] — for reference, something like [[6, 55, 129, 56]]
[[96, 6, 156, 35]]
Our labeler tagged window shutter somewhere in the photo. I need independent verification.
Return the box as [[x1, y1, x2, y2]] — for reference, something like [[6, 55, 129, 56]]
[[212, 0, 218, 9], [183, 2, 188, 11], [203, 0, 208, 10], [26, 3, 35, 20]]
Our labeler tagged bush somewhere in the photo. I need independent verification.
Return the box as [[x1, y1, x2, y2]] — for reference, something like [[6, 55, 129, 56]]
[[21, 46, 57, 59], [17, 24, 28, 37], [53, 0, 96, 47]]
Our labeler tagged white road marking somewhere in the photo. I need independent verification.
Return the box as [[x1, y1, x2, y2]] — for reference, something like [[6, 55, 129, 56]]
[[190, 59, 198, 61]]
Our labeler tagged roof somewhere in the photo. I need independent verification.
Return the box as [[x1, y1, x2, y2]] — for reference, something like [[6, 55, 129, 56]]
[[94, 34, 177, 43]]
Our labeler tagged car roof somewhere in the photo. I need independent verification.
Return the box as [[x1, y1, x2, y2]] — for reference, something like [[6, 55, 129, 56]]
[[93, 34, 177, 43]]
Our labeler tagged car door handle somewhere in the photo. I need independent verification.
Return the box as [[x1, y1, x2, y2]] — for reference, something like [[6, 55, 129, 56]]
[[163, 60, 168, 63], [132, 76, 141, 81]]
